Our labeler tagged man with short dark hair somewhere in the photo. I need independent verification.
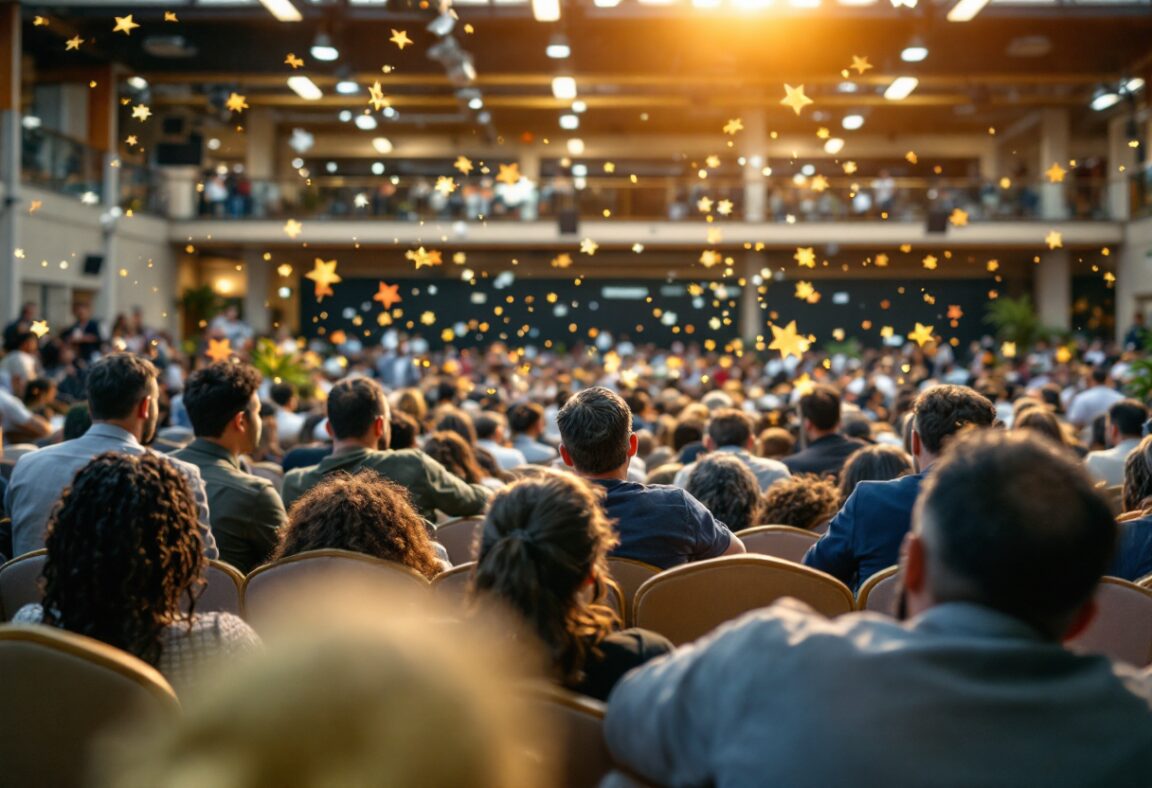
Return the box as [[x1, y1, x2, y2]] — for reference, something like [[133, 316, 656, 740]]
[[1085, 398, 1147, 487], [803, 384, 995, 590], [605, 431, 1152, 786], [673, 408, 790, 491], [175, 362, 286, 573], [507, 402, 557, 464], [6, 353, 217, 558], [1067, 366, 1124, 429], [475, 411, 527, 470], [281, 377, 489, 519], [270, 382, 307, 449], [558, 387, 745, 569], [782, 385, 867, 479]]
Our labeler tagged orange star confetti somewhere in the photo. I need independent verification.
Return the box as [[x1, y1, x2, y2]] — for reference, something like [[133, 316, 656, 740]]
[[1045, 230, 1063, 249], [406, 247, 442, 269], [28, 200, 42, 214], [723, 118, 744, 135], [390, 29, 413, 50], [225, 92, 248, 113], [113, 15, 139, 35], [164, 11, 179, 22], [374, 281, 402, 310], [125, 135, 138, 146], [794, 281, 817, 302], [496, 163, 521, 185], [874, 253, 890, 267], [794, 247, 816, 268], [949, 208, 968, 227], [454, 156, 474, 175], [205, 338, 233, 363], [769, 320, 810, 360], [780, 84, 813, 116], [850, 55, 873, 75], [285, 53, 304, 69], [1045, 163, 1067, 183], [551, 253, 574, 269], [65, 35, 83, 51], [305, 258, 342, 300], [908, 323, 935, 347], [843, 161, 858, 174], [922, 255, 938, 270], [283, 219, 303, 239], [947, 305, 964, 320], [905, 151, 918, 164], [699, 250, 722, 268]]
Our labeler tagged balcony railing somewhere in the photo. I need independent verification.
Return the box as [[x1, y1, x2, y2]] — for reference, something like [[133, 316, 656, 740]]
[[20, 127, 102, 201]]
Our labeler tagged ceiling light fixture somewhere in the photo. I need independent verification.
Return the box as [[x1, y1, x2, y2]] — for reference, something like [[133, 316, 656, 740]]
[[559, 113, 579, 130], [823, 137, 845, 155], [884, 76, 919, 101], [946, 0, 990, 22], [1090, 88, 1121, 112], [126, 76, 149, 90], [259, 0, 302, 22], [355, 114, 378, 130], [287, 76, 323, 100], [571, 99, 587, 113], [552, 76, 577, 99], [900, 45, 928, 62], [338, 110, 352, 122], [310, 33, 339, 61], [593, 0, 621, 6], [546, 33, 571, 59], [567, 138, 585, 155], [468, 96, 484, 110], [335, 80, 360, 95], [372, 137, 393, 154], [1125, 77, 1146, 94], [532, 0, 561, 21], [841, 114, 865, 130]]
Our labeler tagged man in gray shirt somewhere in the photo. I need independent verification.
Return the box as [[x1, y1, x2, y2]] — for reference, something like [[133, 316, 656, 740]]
[[673, 408, 790, 491], [6, 353, 217, 559], [606, 431, 1152, 786]]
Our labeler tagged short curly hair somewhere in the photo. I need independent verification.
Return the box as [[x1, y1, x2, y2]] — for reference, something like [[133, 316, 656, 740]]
[[685, 454, 762, 532], [760, 474, 840, 531], [913, 385, 997, 455], [276, 470, 443, 579]]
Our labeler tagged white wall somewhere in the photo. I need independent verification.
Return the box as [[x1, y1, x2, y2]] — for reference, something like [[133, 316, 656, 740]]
[[1116, 214, 1152, 340]]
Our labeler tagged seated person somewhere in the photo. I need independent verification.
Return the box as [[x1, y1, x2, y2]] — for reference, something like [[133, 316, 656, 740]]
[[684, 454, 762, 533], [13, 452, 258, 691], [1086, 399, 1147, 487], [475, 412, 528, 471], [281, 378, 489, 520], [423, 430, 504, 490], [782, 385, 867, 479], [507, 402, 558, 464], [605, 431, 1152, 786], [471, 472, 673, 701], [674, 409, 790, 492], [275, 470, 447, 579], [836, 443, 914, 506], [804, 385, 996, 590], [556, 387, 744, 570], [760, 474, 840, 531], [1120, 435, 1152, 516], [1111, 438, 1152, 581]]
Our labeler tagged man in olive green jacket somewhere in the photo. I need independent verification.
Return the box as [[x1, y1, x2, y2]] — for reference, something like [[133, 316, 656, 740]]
[[282, 377, 489, 520], [174, 362, 287, 574]]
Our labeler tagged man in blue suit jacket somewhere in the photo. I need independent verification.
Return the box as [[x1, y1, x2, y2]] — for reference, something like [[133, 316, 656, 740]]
[[803, 384, 997, 590]]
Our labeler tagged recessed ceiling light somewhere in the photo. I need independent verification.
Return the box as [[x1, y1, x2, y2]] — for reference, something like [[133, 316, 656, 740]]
[[546, 34, 570, 59], [900, 46, 928, 62], [947, 0, 990, 22], [354, 114, 378, 130], [259, 0, 303, 22], [532, 0, 560, 21], [1090, 89, 1121, 112], [559, 113, 579, 130], [335, 80, 360, 95], [842, 114, 865, 130], [571, 100, 587, 113], [372, 137, 393, 154], [552, 76, 577, 100], [567, 138, 585, 155], [884, 76, 919, 101], [287, 76, 323, 100]]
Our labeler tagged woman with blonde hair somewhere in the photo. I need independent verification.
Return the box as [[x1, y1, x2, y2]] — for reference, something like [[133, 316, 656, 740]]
[[471, 472, 672, 700]]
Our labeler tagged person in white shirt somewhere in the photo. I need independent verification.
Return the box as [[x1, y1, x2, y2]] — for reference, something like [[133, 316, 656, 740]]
[[270, 382, 308, 449], [1085, 399, 1147, 488], [475, 411, 527, 470], [0, 388, 51, 442], [507, 402, 557, 464], [1067, 367, 1125, 429], [0, 332, 41, 398]]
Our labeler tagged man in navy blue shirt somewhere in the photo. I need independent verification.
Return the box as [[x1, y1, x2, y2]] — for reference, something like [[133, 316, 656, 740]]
[[803, 384, 996, 590], [557, 387, 745, 570]]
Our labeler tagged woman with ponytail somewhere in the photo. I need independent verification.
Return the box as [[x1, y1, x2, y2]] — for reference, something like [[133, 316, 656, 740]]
[[470, 471, 672, 700]]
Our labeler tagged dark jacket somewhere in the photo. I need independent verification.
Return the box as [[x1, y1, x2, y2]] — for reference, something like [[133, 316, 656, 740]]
[[1110, 515, 1152, 582], [783, 433, 868, 479]]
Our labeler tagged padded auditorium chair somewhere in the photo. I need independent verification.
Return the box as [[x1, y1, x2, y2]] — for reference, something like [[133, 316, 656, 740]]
[[524, 683, 615, 788], [735, 525, 821, 564], [605, 557, 661, 627], [434, 517, 484, 565], [856, 565, 902, 617], [1066, 577, 1152, 668], [430, 562, 475, 610]]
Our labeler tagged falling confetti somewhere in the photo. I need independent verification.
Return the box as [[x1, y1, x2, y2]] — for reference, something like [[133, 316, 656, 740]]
[[225, 92, 249, 113], [131, 104, 152, 121], [922, 255, 938, 270], [205, 338, 234, 363], [551, 253, 573, 269], [579, 238, 599, 256], [283, 219, 303, 239], [1045, 230, 1063, 250], [908, 323, 935, 347], [949, 208, 968, 227], [496, 163, 521, 185], [794, 247, 817, 268], [305, 258, 342, 300], [455, 156, 474, 175], [780, 84, 814, 116], [390, 29, 413, 50], [164, 11, 179, 22], [65, 36, 83, 51], [435, 176, 457, 195], [696, 197, 713, 213], [406, 247, 442, 269], [113, 15, 140, 35], [368, 82, 389, 111], [850, 55, 873, 74], [285, 53, 305, 69], [768, 321, 810, 360], [1045, 163, 1067, 183], [723, 118, 744, 135], [29, 320, 49, 338]]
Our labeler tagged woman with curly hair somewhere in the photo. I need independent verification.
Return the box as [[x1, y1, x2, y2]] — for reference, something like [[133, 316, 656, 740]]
[[684, 453, 763, 532], [13, 452, 259, 689], [276, 470, 446, 579], [760, 474, 841, 532], [423, 430, 503, 490], [470, 472, 672, 701]]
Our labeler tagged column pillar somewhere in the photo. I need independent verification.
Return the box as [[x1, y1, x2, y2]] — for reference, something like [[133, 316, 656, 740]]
[[740, 110, 767, 223], [1039, 108, 1070, 220], [1034, 249, 1071, 331], [91, 66, 120, 323], [246, 107, 276, 218], [739, 252, 764, 341], [1108, 114, 1137, 222], [0, 2, 21, 327], [243, 249, 271, 334]]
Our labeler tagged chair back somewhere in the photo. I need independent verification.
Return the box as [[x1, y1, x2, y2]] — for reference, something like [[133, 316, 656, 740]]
[[434, 517, 484, 565], [735, 525, 820, 563], [856, 565, 902, 616], [1137, 572, 1152, 590], [633, 555, 855, 646], [0, 550, 46, 621], [524, 684, 613, 788], [605, 558, 661, 627], [430, 562, 475, 610], [242, 549, 429, 627], [1066, 577, 1152, 667], [196, 560, 245, 617], [0, 625, 179, 787]]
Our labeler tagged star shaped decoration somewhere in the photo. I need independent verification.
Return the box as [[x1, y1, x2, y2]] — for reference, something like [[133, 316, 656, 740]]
[[1045, 230, 1063, 250], [125, 135, 138, 146], [850, 55, 873, 75], [705, 155, 721, 169], [1045, 162, 1067, 183], [225, 92, 248, 113], [65, 35, 83, 51], [420, 311, 437, 327], [496, 163, 521, 185], [947, 305, 964, 320], [29, 320, 49, 338], [716, 199, 734, 216], [843, 161, 858, 174], [816, 127, 831, 140], [435, 176, 457, 195], [706, 227, 723, 245], [908, 323, 935, 347], [305, 258, 342, 300], [205, 338, 234, 363], [551, 253, 574, 269], [368, 82, 389, 111], [131, 104, 152, 122], [874, 253, 890, 267], [905, 151, 918, 165], [113, 15, 140, 35], [699, 250, 722, 268], [794, 281, 816, 301], [390, 29, 413, 50], [1001, 341, 1017, 359], [696, 196, 713, 213], [354, 193, 370, 208], [922, 255, 938, 270], [28, 200, 42, 214], [14, 248, 25, 258], [794, 247, 816, 268], [579, 238, 599, 256], [810, 174, 830, 192], [768, 320, 811, 360], [283, 219, 303, 239], [164, 11, 179, 22], [33, 16, 48, 26], [406, 247, 442, 269], [780, 84, 814, 116], [453, 252, 467, 265], [604, 162, 616, 174], [454, 156, 474, 175], [949, 208, 968, 227], [285, 53, 305, 69], [373, 281, 402, 310], [986, 259, 1000, 272], [723, 118, 744, 135], [277, 264, 293, 277]]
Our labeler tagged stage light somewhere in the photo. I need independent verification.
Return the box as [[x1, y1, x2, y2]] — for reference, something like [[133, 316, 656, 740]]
[[259, 0, 302, 22], [947, 0, 990, 21], [884, 76, 919, 101], [126, 76, 149, 90], [287, 76, 323, 100], [552, 76, 577, 99], [532, 0, 561, 21], [310, 33, 338, 61], [842, 114, 865, 130]]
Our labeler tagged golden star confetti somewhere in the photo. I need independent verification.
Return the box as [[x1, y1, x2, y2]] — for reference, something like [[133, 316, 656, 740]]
[[769, 320, 810, 360], [454, 156, 474, 175], [390, 29, 413, 49], [113, 15, 140, 35], [1001, 341, 1017, 359], [699, 250, 722, 268], [716, 199, 734, 216], [908, 323, 935, 347], [949, 208, 968, 227], [125, 135, 138, 146], [1045, 230, 1063, 249], [551, 253, 573, 269], [1045, 162, 1067, 183], [373, 282, 402, 310], [947, 305, 964, 320], [368, 82, 389, 111], [632, 243, 645, 254], [986, 259, 1000, 272], [496, 163, 521, 185], [874, 253, 890, 267], [131, 104, 152, 122], [354, 194, 370, 208], [843, 161, 858, 175], [33, 16, 48, 25], [794, 281, 817, 301], [810, 174, 829, 192], [435, 176, 457, 195], [277, 264, 293, 277], [283, 219, 303, 239], [723, 118, 744, 135], [780, 84, 813, 116], [794, 247, 816, 268], [1055, 346, 1072, 364], [453, 252, 467, 265], [285, 53, 304, 69], [706, 227, 723, 245], [14, 248, 25, 258], [604, 162, 616, 174], [406, 247, 443, 269], [850, 55, 873, 75], [225, 92, 248, 113], [420, 311, 437, 326], [922, 255, 938, 270], [696, 196, 713, 213], [880, 325, 894, 339], [306, 258, 342, 300], [205, 338, 233, 363], [28, 200, 42, 214], [579, 238, 599, 256], [816, 128, 831, 140], [900, 243, 913, 253], [164, 11, 179, 22], [65, 35, 83, 51], [29, 320, 49, 338]]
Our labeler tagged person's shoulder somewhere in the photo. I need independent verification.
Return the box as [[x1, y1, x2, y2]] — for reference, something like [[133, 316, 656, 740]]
[[11, 603, 45, 623], [189, 611, 259, 640], [602, 628, 675, 661]]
